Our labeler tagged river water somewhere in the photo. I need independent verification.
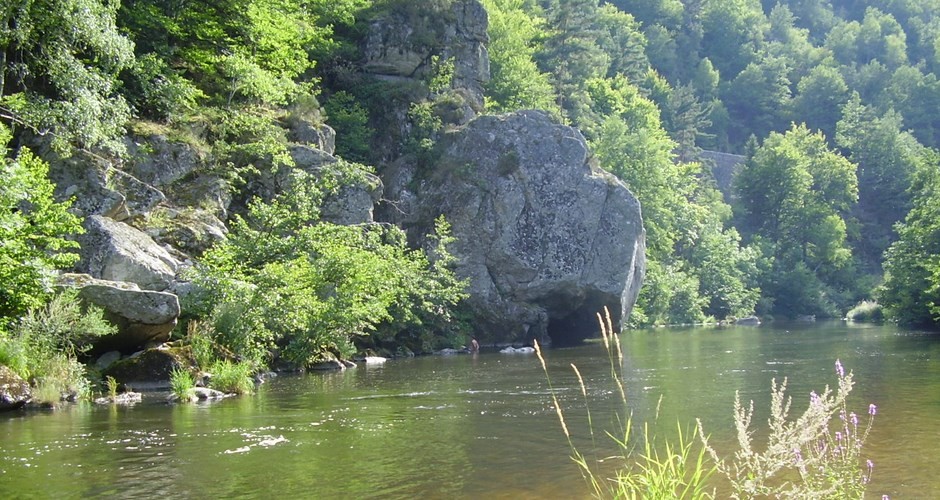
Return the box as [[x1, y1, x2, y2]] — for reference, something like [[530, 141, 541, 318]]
[[1, 321, 937, 498]]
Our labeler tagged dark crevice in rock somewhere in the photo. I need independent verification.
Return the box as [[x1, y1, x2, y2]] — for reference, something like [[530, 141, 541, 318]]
[[543, 289, 621, 347]]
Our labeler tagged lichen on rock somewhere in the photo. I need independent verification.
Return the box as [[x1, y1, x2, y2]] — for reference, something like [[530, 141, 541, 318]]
[[383, 110, 646, 345]]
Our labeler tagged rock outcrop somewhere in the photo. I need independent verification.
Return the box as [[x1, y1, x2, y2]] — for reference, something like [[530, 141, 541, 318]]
[[75, 215, 180, 291], [289, 145, 383, 225], [104, 346, 192, 389], [383, 110, 646, 345], [60, 274, 181, 352], [363, 0, 489, 109], [0, 365, 31, 411]]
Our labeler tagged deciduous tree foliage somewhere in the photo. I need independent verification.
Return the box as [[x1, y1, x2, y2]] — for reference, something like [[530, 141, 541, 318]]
[[0, 0, 134, 153], [880, 152, 940, 327], [482, 0, 559, 114], [188, 172, 467, 365], [0, 125, 83, 320], [737, 124, 858, 316]]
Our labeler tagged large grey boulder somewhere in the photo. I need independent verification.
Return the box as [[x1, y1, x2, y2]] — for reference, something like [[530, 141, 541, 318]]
[[104, 346, 191, 389], [60, 274, 181, 352], [39, 146, 168, 222], [141, 206, 228, 257], [0, 365, 31, 411], [75, 215, 180, 291], [384, 110, 646, 345], [288, 119, 336, 154]]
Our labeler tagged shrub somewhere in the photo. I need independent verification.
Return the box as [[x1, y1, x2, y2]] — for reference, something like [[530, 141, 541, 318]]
[[323, 91, 374, 162], [14, 290, 117, 361], [106, 376, 119, 399], [33, 354, 92, 404], [186, 177, 467, 367], [2, 290, 115, 382], [0, 327, 30, 380], [845, 301, 885, 322], [540, 310, 878, 499], [186, 321, 217, 369], [123, 54, 205, 122]]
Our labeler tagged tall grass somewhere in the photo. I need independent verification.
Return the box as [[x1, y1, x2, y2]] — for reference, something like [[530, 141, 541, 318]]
[[207, 359, 254, 395], [534, 308, 715, 499], [538, 308, 878, 499], [186, 320, 255, 395], [170, 367, 196, 402]]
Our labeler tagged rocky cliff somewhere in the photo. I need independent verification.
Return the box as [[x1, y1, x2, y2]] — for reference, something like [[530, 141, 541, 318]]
[[383, 110, 646, 346], [43, 0, 645, 352]]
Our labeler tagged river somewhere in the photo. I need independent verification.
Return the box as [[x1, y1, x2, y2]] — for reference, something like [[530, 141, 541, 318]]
[[1, 321, 937, 498]]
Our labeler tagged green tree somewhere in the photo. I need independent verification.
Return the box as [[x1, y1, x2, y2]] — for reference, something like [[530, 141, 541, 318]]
[[0, 125, 84, 320], [835, 93, 922, 263], [790, 65, 851, 141], [482, 0, 560, 115], [884, 65, 940, 147], [723, 56, 793, 148], [825, 8, 908, 70], [587, 76, 758, 324], [1, 0, 134, 153], [879, 151, 940, 327], [609, 0, 682, 28], [736, 124, 859, 316], [701, 0, 767, 77], [536, 0, 610, 118], [324, 91, 374, 162], [119, 0, 350, 107], [594, 4, 650, 81], [764, 3, 828, 80]]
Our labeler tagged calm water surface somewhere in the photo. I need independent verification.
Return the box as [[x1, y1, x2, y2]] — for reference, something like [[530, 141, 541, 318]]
[[1, 321, 938, 498]]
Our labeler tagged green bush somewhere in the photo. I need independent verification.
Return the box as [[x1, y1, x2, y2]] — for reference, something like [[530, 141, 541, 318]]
[[123, 54, 205, 122], [33, 354, 92, 404], [3, 290, 116, 381], [0, 327, 31, 380], [185, 173, 467, 368], [700, 361, 877, 498], [543, 312, 878, 499], [324, 91, 374, 161], [845, 301, 885, 322]]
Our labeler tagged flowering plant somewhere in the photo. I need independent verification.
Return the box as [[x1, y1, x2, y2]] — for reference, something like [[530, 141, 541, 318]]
[[699, 360, 878, 499]]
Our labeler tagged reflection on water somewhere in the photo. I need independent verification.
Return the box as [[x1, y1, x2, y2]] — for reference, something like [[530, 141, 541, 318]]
[[0, 322, 937, 498]]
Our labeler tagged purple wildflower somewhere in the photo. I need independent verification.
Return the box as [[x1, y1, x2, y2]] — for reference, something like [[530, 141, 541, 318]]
[[869, 403, 878, 415], [835, 359, 844, 378], [850, 412, 859, 426], [836, 431, 843, 441]]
